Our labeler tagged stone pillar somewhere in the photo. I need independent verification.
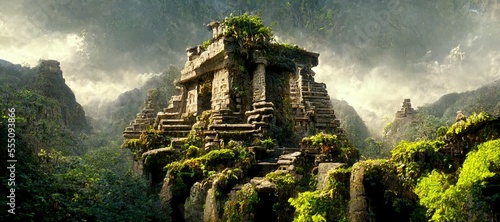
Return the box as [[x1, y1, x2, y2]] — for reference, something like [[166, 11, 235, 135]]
[[207, 21, 220, 39], [252, 50, 267, 103]]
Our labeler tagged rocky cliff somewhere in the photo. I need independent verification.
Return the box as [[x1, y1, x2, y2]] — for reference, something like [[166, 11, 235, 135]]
[[34, 60, 90, 132]]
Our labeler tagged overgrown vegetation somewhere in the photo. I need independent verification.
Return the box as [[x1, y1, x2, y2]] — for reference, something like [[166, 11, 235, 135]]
[[289, 167, 351, 222], [300, 132, 360, 165], [415, 139, 500, 221], [223, 13, 273, 49]]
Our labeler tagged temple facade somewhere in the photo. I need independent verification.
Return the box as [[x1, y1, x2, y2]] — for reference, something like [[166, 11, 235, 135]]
[[124, 20, 341, 149]]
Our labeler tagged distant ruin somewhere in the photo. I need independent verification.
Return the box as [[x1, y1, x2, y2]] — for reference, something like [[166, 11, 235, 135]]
[[395, 98, 416, 118], [124, 18, 341, 149]]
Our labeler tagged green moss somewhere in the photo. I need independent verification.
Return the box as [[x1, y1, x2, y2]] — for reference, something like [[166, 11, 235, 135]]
[[289, 167, 350, 222], [185, 145, 201, 158], [301, 132, 360, 164], [142, 147, 181, 178], [265, 43, 312, 71], [202, 39, 212, 49], [164, 148, 251, 180], [390, 140, 451, 188]]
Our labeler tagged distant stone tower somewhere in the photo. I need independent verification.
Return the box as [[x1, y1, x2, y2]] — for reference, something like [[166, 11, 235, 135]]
[[124, 17, 342, 149], [396, 99, 416, 118]]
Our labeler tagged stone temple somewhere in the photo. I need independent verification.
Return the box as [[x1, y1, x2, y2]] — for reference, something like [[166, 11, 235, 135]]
[[124, 19, 341, 149]]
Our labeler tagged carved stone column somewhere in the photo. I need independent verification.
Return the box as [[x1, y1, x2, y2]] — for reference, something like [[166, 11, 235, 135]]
[[252, 50, 267, 103]]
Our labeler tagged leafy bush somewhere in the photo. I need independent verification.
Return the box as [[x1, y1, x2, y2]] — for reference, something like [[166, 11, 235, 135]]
[[265, 171, 296, 220], [415, 139, 500, 221], [224, 13, 273, 48], [289, 167, 351, 222], [301, 132, 359, 164]]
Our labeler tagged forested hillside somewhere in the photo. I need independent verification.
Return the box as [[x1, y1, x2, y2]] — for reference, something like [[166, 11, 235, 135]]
[[382, 80, 500, 152], [0, 60, 166, 221]]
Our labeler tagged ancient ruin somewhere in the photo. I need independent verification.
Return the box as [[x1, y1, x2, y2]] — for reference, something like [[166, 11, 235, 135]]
[[124, 18, 341, 150], [120, 15, 361, 222], [395, 98, 416, 118], [123, 91, 156, 139]]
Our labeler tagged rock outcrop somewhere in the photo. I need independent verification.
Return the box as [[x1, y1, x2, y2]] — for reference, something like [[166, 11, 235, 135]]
[[35, 60, 90, 132]]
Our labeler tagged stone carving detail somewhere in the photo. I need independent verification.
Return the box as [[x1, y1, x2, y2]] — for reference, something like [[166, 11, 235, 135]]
[[252, 50, 267, 102]]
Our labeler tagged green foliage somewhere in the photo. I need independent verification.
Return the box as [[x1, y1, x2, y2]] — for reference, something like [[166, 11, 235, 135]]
[[202, 39, 212, 49], [183, 110, 211, 150], [140, 128, 171, 150], [164, 147, 252, 186], [289, 167, 351, 222], [390, 140, 449, 187], [0, 69, 169, 221], [301, 132, 360, 164], [265, 171, 297, 218], [259, 137, 277, 149], [185, 145, 201, 158], [223, 183, 259, 222], [121, 138, 144, 157], [1, 144, 167, 221], [121, 129, 171, 159], [289, 191, 332, 222], [415, 139, 500, 221], [446, 112, 494, 135], [204, 149, 236, 166], [224, 13, 273, 48], [419, 82, 500, 125], [364, 137, 391, 158]]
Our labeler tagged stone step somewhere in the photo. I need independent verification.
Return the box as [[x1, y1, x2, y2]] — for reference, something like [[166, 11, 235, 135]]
[[171, 137, 188, 147], [302, 95, 331, 100], [315, 109, 335, 115], [160, 124, 192, 130], [160, 119, 187, 125], [208, 123, 255, 131], [301, 91, 329, 97], [164, 131, 191, 138]]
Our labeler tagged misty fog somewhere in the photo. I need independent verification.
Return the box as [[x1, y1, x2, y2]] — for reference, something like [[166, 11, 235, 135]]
[[1, 0, 499, 134]]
